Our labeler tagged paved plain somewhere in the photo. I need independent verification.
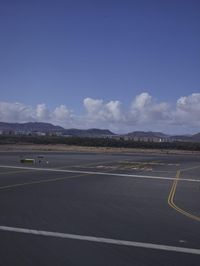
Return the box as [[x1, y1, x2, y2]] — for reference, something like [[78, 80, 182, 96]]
[[0, 151, 200, 265]]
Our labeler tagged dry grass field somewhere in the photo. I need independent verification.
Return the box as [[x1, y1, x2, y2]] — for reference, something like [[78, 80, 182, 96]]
[[0, 143, 199, 155]]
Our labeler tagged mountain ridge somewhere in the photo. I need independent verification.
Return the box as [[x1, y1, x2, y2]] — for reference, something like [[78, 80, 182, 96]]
[[0, 122, 114, 136], [0, 122, 199, 141]]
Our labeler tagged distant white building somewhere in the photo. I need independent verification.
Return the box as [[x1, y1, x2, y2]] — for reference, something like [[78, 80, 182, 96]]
[[34, 132, 46, 136]]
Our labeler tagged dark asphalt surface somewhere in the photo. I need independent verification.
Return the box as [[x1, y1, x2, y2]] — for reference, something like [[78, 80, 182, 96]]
[[0, 151, 199, 265]]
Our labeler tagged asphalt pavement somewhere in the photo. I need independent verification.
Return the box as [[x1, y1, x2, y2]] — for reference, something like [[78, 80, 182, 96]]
[[0, 151, 199, 266]]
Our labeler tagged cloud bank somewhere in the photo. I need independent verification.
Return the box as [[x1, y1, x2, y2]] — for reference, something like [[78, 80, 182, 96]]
[[0, 92, 200, 134]]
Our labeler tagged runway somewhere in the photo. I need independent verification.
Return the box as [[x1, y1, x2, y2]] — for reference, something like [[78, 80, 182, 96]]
[[0, 151, 199, 265]]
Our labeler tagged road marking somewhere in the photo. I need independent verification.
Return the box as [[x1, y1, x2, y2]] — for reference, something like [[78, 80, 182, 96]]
[[0, 169, 34, 176], [0, 173, 89, 191], [0, 165, 117, 191], [0, 165, 200, 183], [0, 225, 199, 255], [168, 170, 200, 222], [181, 165, 200, 172], [59, 159, 119, 170], [71, 159, 120, 169]]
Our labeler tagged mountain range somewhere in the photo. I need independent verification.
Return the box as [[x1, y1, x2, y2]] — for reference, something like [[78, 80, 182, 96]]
[[0, 122, 114, 137], [126, 131, 200, 142], [0, 122, 199, 142]]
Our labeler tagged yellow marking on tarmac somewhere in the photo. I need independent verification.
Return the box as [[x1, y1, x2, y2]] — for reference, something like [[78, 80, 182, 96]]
[[119, 160, 179, 166], [61, 159, 120, 169], [168, 170, 200, 222], [0, 159, 116, 180], [0, 169, 34, 176], [0, 161, 118, 191], [0, 173, 89, 191]]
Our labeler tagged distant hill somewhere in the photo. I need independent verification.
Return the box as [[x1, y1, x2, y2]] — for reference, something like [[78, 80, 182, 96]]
[[0, 122, 199, 141], [65, 128, 115, 137], [126, 131, 200, 142], [169, 135, 193, 142], [0, 122, 65, 133], [0, 122, 115, 137], [191, 133, 200, 142], [127, 131, 169, 139]]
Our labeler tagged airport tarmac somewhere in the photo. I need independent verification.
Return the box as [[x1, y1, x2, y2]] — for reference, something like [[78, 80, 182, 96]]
[[0, 151, 199, 265]]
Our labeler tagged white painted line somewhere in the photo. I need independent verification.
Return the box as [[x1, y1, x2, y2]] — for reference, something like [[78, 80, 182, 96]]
[[0, 165, 200, 183], [0, 225, 199, 255]]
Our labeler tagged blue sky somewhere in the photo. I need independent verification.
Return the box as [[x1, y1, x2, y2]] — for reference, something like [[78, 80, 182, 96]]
[[0, 0, 200, 134]]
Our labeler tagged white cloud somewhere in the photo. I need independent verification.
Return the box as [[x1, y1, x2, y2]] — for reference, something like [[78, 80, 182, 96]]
[[83, 98, 103, 115], [53, 105, 72, 121], [177, 93, 200, 113], [105, 100, 123, 121], [130, 92, 170, 124], [0, 92, 199, 133], [131, 92, 152, 110], [0, 102, 34, 122], [177, 93, 200, 112], [36, 104, 50, 121], [172, 93, 200, 127], [51, 105, 74, 128], [0, 101, 74, 126], [83, 97, 123, 123]]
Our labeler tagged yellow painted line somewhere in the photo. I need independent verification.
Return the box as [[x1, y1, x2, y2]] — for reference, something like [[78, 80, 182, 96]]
[[0, 173, 89, 191], [66, 159, 120, 169], [0, 159, 112, 175], [167, 171, 180, 208], [168, 170, 200, 222], [0, 161, 119, 191], [0, 169, 34, 176]]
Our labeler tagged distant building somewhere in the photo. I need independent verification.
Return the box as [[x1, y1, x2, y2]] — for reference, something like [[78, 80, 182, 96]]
[[31, 131, 46, 136], [115, 135, 172, 143]]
